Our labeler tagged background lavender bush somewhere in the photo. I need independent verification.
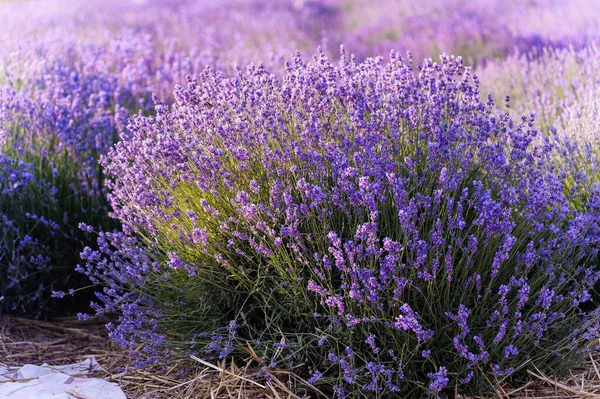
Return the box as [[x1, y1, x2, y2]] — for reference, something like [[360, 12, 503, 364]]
[[0, 153, 53, 317], [0, 80, 119, 316], [480, 43, 600, 210], [322, 0, 600, 64], [80, 52, 600, 397]]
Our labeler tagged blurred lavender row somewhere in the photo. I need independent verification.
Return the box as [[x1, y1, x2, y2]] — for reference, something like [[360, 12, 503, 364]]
[[3, 0, 600, 76]]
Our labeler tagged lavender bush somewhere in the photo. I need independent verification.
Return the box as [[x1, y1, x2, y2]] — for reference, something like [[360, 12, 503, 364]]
[[480, 43, 600, 210], [480, 44, 600, 133], [0, 79, 119, 316], [80, 51, 600, 397], [0, 5, 170, 315], [0, 153, 53, 316]]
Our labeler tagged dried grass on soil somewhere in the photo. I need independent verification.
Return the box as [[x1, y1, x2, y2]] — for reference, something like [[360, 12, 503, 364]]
[[0, 316, 599, 398]]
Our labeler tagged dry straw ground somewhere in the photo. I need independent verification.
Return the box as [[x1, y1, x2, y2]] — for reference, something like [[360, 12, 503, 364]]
[[1, 316, 599, 399]]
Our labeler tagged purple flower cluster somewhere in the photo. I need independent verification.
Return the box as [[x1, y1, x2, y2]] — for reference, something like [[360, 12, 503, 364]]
[[80, 50, 600, 396]]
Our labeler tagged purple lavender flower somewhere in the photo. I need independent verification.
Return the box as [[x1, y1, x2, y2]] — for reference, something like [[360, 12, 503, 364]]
[[307, 370, 323, 385], [427, 366, 449, 395], [504, 345, 519, 358]]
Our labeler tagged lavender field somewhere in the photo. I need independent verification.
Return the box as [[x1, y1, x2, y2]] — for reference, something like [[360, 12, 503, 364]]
[[1, 0, 600, 398]]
